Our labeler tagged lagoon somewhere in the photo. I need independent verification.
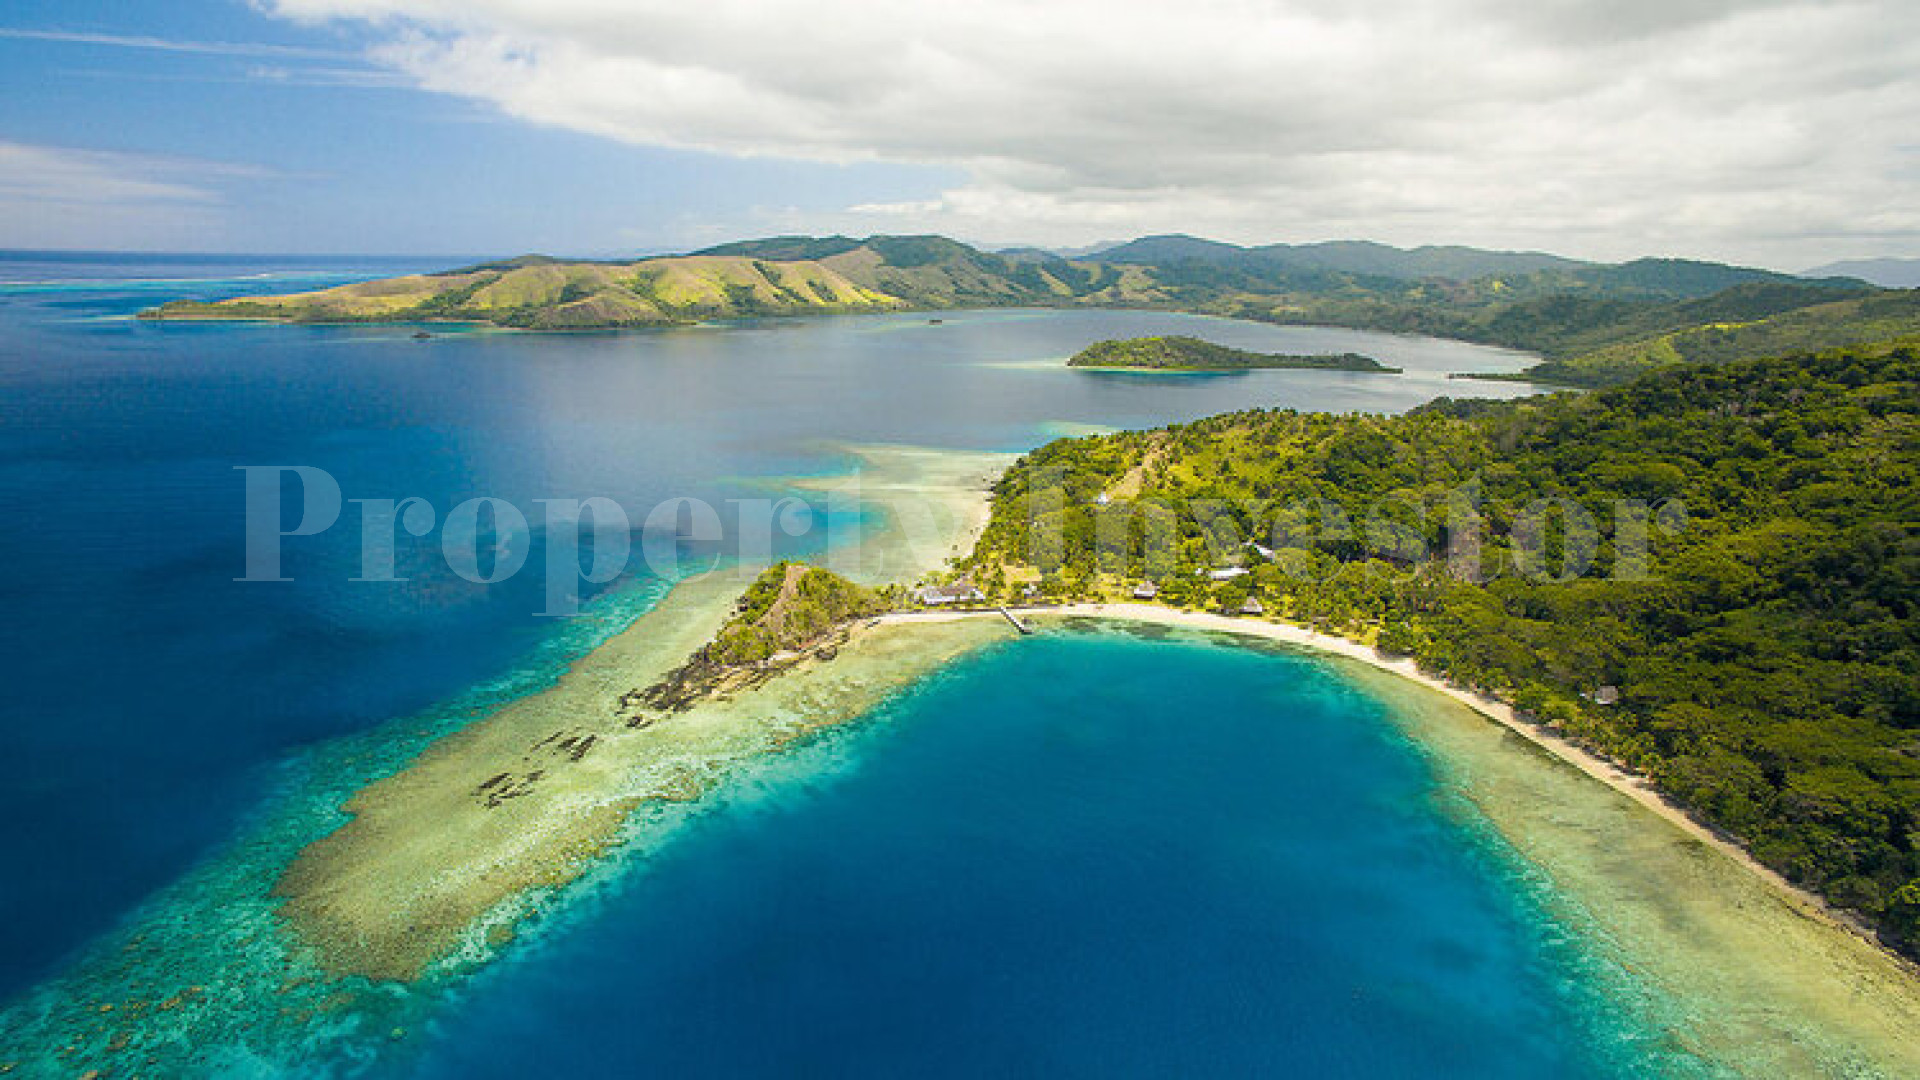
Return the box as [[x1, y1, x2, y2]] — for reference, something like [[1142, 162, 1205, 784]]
[[404, 629, 1686, 1079]]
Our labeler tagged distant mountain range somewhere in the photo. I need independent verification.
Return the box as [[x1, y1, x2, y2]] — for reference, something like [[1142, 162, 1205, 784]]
[[1802, 257, 1920, 289], [1088, 233, 1588, 281], [142, 233, 1918, 386]]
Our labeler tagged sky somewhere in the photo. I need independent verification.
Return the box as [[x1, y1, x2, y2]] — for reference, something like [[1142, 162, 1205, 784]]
[[1, 0, 1917, 268]]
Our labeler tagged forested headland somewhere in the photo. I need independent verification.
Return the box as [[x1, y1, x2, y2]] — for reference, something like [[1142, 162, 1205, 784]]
[[961, 341, 1920, 949]]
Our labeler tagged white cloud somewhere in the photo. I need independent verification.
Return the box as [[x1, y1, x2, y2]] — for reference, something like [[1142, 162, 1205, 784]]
[[0, 27, 350, 60], [262, 0, 1920, 264], [0, 142, 245, 249]]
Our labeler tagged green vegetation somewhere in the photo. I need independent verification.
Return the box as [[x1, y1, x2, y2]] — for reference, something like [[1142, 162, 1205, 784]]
[[140, 255, 902, 328], [631, 562, 897, 716], [706, 562, 895, 666], [1068, 335, 1398, 373], [963, 343, 1920, 949], [1096, 233, 1590, 281], [1512, 291, 1920, 387], [139, 233, 1914, 390], [1213, 277, 1886, 383]]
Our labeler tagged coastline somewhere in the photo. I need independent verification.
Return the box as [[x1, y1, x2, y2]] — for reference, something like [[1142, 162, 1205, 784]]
[[788, 442, 1016, 584], [889, 602, 1894, 955], [277, 578, 1016, 981], [274, 444, 1014, 981], [1033, 606, 1864, 935], [882, 602, 1920, 1074], [265, 436, 1920, 1070]]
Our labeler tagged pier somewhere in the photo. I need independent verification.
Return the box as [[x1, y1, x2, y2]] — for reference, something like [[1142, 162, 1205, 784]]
[[997, 606, 1034, 635]]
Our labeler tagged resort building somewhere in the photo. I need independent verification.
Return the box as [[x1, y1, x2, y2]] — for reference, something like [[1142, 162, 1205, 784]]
[[915, 580, 985, 606], [1131, 582, 1158, 600], [1240, 597, 1264, 616], [1206, 566, 1250, 581]]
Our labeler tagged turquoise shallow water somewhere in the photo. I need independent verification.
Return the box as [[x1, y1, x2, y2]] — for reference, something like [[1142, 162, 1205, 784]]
[[1, 625, 1717, 1076], [395, 627, 1705, 1078]]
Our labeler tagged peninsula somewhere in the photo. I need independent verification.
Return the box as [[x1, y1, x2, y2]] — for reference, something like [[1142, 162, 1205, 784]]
[[273, 445, 1012, 981], [961, 340, 1920, 960], [1067, 335, 1398, 372]]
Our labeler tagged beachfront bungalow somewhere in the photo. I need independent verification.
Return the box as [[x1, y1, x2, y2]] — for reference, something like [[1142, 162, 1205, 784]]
[[1131, 582, 1158, 600], [915, 580, 985, 606], [1239, 597, 1264, 616]]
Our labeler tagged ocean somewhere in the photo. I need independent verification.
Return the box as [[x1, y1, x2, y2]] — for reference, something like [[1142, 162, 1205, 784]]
[[0, 252, 1756, 1076], [400, 627, 1699, 1078]]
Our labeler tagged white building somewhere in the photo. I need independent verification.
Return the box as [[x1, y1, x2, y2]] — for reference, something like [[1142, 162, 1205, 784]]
[[915, 580, 985, 605]]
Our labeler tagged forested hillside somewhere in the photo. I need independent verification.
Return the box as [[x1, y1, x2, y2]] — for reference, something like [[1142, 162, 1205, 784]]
[[1067, 335, 1396, 372], [1516, 292, 1920, 386], [963, 343, 1920, 947]]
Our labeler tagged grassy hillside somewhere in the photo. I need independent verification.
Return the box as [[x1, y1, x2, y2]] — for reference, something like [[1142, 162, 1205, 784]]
[[141, 234, 1897, 383], [963, 342, 1920, 950], [143, 253, 904, 328]]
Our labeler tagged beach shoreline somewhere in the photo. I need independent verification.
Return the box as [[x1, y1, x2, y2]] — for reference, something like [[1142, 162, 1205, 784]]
[[881, 602, 1920, 1073], [883, 602, 1898, 961], [265, 433, 1920, 1074]]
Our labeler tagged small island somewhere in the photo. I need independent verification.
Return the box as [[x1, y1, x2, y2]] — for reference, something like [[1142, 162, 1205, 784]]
[[1067, 335, 1401, 373]]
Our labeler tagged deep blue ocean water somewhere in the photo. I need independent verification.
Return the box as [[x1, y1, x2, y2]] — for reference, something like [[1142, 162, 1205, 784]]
[[403, 629, 1689, 1078], [0, 252, 1656, 1076]]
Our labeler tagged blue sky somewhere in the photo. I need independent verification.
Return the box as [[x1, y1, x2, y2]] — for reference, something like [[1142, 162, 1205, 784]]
[[3, 1, 1918, 266], [0, 1, 953, 255]]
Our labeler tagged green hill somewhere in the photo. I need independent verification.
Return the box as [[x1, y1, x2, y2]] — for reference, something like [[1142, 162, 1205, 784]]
[[963, 342, 1920, 951], [142, 253, 907, 328], [694, 235, 867, 261], [142, 235, 1144, 327], [1093, 234, 1252, 265], [1095, 235, 1590, 280], [1068, 335, 1398, 372], [628, 562, 896, 714], [1220, 273, 1878, 382], [140, 234, 1900, 379], [1520, 289, 1920, 386]]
